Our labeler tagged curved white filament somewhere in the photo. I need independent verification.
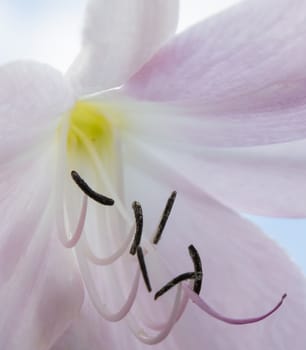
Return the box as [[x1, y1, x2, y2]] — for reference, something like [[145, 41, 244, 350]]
[[144, 282, 191, 331], [183, 284, 287, 325], [128, 284, 187, 345], [76, 244, 141, 322], [83, 224, 135, 265], [57, 194, 88, 248], [55, 113, 70, 194], [72, 126, 132, 224], [55, 113, 70, 246]]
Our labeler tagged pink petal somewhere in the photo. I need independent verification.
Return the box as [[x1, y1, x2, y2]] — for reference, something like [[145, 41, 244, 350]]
[[51, 298, 122, 350], [0, 228, 84, 350], [124, 0, 306, 146], [67, 0, 179, 95], [0, 154, 49, 285], [142, 140, 306, 217], [0, 153, 84, 350], [98, 94, 306, 217], [106, 94, 306, 148], [0, 61, 75, 165], [51, 136, 306, 349], [121, 139, 306, 349]]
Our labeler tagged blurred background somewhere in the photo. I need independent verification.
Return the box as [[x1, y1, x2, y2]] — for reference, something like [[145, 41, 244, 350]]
[[1, 0, 306, 274]]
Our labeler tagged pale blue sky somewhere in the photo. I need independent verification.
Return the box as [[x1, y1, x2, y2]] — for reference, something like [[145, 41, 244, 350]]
[[1, 0, 306, 274]]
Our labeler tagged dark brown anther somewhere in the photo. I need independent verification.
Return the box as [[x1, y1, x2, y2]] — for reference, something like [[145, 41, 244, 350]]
[[153, 191, 177, 245], [71, 171, 114, 206], [129, 201, 143, 255], [154, 245, 203, 300], [137, 246, 152, 293], [188, 245, 203, 295], [154, 272, 195, 300]]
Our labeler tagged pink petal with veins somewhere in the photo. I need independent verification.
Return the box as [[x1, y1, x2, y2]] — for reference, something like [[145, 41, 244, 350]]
[[124, 0, 306, 146]]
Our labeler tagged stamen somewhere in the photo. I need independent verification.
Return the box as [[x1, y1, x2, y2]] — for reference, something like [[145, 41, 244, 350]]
[[188, 244, 203, 294], [83, 224, 135, 265], [183, 284, 287, 325], [57, 194, 88, 248], [129, 284, 187, 345], [152, 191, 177, 244], [76, 245, 141, 322], [71, 170, 114, 206], [137, 246, 152, 292], [154, 272, 195, 300], [129, 201, 143, 255], [71, 126, 131, 222], [145, 280, 192, 331], [66, 195, 88, 248], [154, 245, 203, 300]]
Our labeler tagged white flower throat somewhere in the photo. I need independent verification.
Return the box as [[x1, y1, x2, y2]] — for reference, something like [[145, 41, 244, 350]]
[[54, 100, 286, 345]]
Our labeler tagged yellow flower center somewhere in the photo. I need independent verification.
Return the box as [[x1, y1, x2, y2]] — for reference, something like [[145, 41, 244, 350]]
[[67, 101, 113, 156]]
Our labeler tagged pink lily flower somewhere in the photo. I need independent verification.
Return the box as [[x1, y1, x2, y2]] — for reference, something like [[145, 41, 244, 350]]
[[1, 0, 306, 349]]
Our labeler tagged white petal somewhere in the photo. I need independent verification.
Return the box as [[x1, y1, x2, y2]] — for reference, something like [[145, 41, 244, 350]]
[[0, 152, 84, 350], [51, 298, 122, 350], [0, 60, 75, 165], [137, 140, 306, 218], [96, 95, 306, 217], [98, 93, 306, 150], [67, 0, 179, 95], [173, 140, 306, 217]]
